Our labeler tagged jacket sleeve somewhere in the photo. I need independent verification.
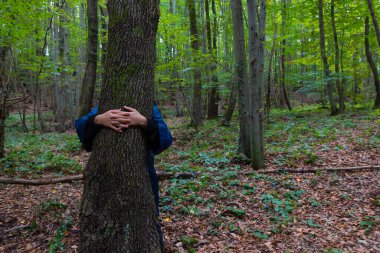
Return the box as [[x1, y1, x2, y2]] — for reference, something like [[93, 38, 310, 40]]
[[74, 104, 172, 154], [150, 103, 173, 155], [82, 115, 103, 151], [74, 105, 100, 152]]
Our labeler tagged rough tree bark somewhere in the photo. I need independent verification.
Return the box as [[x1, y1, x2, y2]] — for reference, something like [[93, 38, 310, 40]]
[[230, 0, 250, 156], [365, 17, 380, 109], [247, 0, 265, 169], [79, 0, 161, 252], [78, 0, 99, 117], [318, 0, 338, 115], [187, 0, 203, 127]]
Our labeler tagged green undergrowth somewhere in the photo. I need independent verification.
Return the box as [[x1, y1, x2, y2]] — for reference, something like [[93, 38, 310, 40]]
[[157, 104, 379, 172], [157, 104, 379, 240], [1, 114, 82, 176], [265, 105, 379, 167]]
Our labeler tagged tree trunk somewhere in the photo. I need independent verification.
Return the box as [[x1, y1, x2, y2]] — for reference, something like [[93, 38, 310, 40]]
[[207, 0, 219, 119], [331, 0, 344, 112], [280, 0, 291, 111], [169, 0, 183, 117], [318, 0, 338, 115], [352, 48, 360, 102], [230, 0, 250, 156], [56, 0, 68, 132], [247, 0, 265, 169], [0, 47, 8, 158], [258, 0, 266, 161], [265, 12, 277, 116], [367, 0, 380, 47], [223, 76, 237, 125], [187, 0, 203, 127], [76, 3, 86, 118], [78, 0, 99, 117], [79, 1, 161, 252], [365, 17, 380, 108]]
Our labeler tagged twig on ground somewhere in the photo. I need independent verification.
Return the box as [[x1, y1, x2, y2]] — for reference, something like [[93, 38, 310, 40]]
[[4, 225, 30, 233], [0, 172, 195, 185]]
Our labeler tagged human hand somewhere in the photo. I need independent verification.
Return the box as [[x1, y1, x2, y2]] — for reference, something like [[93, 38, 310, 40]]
[[94, 109, 130, 132], [94, 107, 148, 132], [120, 106, 148, 129]]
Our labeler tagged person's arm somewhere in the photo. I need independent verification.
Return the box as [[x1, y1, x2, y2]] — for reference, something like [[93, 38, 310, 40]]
[[75, 106, 160, 152], [82, 115, 103, 152], [150, 103, 173, 155]]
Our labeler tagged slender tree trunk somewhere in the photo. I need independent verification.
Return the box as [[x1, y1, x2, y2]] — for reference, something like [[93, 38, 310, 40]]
[[76, 3, 86, 118], [56, 0, 68, 131], [340, 39, 347, 107], [247, 0, 265, 169], [187, 0, 203, 127], [280, 0, 291, 110], [230, 0, 250, 156], [169, 0, 183, 117], [352, 48, 360, 101], [207, 0, 219, 119], [78, 0, 99, 117], [365, 17, 380, 108], [0, 47, 8, 158], [318, 0, 338, 115], [331, 0, 344, 112], [52, 0, 62, 127], [258, 0, 266, 160], [265, 12, 277, 116], [367, 0, 380, 47], [35, 28, 46, 131], [79, 1, 161, 252], [223, 76, 237, 125]]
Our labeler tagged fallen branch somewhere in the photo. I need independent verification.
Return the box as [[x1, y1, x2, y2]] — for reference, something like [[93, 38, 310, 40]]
[[0, 172, 194, 185], [4, 224, 30, 233], [244, 165, 380, 174], [5, 96, 29, 107], [0, 165, 377, 186]]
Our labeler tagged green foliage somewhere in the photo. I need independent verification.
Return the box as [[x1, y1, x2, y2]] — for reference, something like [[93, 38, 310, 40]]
[[249, 229, 269, 240], [308, 198, 322, 207], [261, 189, 304, 225], [49, 220, 71, 253], [306, 219, 321, 228], [359, 216, 380, 235], [181, 235, 198, 252], [323, 249, 342, 253], [225, 207, 245, 218], [1, 114, 82, 176]]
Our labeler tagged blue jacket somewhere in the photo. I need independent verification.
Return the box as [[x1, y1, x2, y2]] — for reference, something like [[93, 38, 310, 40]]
[[74, 104, 173, 164]]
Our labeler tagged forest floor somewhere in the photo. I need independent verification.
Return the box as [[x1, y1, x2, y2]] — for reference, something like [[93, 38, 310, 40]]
[[0, 105, 379, 253]]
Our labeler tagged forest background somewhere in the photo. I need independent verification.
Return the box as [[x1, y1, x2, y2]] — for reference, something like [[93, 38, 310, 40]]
[[0, 0, 379, 252]]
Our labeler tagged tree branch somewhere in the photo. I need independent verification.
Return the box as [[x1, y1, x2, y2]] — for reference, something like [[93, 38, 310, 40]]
[[0, 172, 194, 185]]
